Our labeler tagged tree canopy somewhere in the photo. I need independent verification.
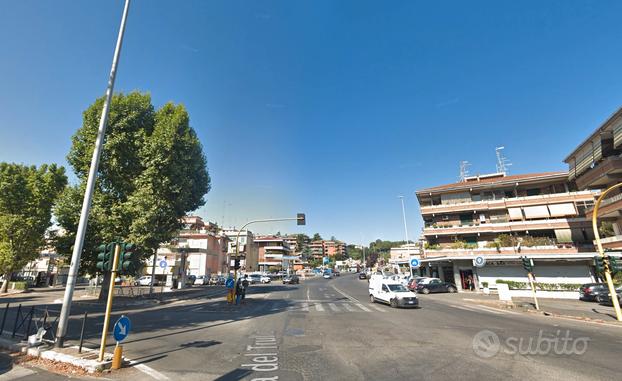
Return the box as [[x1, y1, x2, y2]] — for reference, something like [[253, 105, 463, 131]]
[[0, 163, 67, 291], [312, 233, 322, 241], [54, 92, 210, 275]]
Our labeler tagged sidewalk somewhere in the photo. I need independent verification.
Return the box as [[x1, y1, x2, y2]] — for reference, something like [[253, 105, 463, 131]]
[[458, 291, 621, 323]]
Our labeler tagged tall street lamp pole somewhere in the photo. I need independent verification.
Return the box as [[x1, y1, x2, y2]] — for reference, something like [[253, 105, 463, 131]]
[[56, 0, 131, 348], [399, 196, 413, 278]]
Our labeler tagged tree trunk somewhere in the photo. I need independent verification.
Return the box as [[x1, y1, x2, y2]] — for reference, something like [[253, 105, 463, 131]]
[[98, 272, 112, 302], [0, 274, 10, 293]]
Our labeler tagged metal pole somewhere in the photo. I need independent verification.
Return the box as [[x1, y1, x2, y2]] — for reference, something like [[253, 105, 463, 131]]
[[592, 183, 622, 322], [399, 196, 412, 277], [78, 312, 88, 354], [56, 0, 131, 348], [0, 303, 9, 335], [99, 244, 122, 361], [149, 252, 157, 295]]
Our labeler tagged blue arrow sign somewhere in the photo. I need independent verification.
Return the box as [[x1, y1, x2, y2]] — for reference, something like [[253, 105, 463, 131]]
[[159, 260, 167, 269], [113, 315, 131, 342], [410, 258, 420, 268]]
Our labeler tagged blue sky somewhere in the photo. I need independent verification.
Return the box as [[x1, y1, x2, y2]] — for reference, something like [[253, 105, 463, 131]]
[[2, 0, 622, 245]]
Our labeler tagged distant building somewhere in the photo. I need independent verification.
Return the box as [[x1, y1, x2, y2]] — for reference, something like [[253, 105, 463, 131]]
[[222, 229, 258, 272], [254, 236, 299, 272], [416, 171, 598, 290], [308, 240, 346, 259]]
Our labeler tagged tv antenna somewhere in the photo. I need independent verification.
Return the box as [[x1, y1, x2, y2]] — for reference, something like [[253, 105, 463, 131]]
[[459, 161, 471, 182], [495, 146, 511, 174]]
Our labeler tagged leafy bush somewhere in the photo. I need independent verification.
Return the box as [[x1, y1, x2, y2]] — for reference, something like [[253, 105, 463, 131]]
[[495, 279, 581, 291], [10, 282, 28, 290], [481, 282, 489, 288]]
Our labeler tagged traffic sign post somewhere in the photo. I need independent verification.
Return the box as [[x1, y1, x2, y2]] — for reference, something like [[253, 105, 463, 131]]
[[111, 315, 131, 369], [473, 256, 486, 268], [159, 260, 167, 269], [410, 258, 420, 268]]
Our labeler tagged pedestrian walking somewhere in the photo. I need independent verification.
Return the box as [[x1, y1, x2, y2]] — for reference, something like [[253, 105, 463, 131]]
[[241, 275, 249, 303], [235, 276, 244, 305], [467, 275, 474, 291]]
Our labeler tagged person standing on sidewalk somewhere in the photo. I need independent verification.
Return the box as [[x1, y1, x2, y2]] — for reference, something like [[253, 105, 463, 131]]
[[226, 274, 235, 304]]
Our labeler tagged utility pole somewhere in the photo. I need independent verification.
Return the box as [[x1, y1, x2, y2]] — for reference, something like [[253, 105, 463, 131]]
[[55, 0, 131, 348], [399, 196, 413, 278]]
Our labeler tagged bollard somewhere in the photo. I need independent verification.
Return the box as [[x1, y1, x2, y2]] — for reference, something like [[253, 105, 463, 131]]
[[0, 303, 9, 335], [12, 304, 22, 338], [42, 308, 48, 327], [111, 344, 123, 369], [78, 312, 88, 354]]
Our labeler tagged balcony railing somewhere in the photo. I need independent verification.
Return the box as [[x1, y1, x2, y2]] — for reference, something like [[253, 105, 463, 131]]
[[420, 191, 595, 215], [423, 218, 592, 235]]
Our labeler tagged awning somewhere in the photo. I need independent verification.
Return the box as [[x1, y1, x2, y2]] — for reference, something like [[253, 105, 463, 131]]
[[548, 203, 577, 217], [523, 205, 550, 219], [508, 207, 523, 220]]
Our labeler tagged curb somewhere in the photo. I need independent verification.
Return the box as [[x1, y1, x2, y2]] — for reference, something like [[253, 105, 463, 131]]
[[0, 337, 112, 373]]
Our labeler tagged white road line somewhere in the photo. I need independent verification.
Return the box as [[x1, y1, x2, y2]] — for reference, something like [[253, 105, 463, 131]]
[[356, 303, 371, 312], [472, 304, 520, 315], [343, 303, 356, 312], [328, 303, 340, 312], [0, 366, 36, 380], [133, 363, 171, 381], [301, 302, 310, 312], [306, 288, 310, 301], [368, 304, 387, 312], [314, 303, 325, 312], [324, 294, 332, 298], [452, 304, 502, 315]]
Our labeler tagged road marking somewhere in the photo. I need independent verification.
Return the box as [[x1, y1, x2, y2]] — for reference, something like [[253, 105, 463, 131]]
[[328, 303, 340, 312], [452, 304, 502, 315], [301, 302, 309, 312], [314, 303, 325, 312], [368, 304, 387, 312], [306, 288, 310, 301], [473, 304, 520, 315], [0, 366, 36, 380], [133, 363, 171, 381], [356, 303, 371, 312], [343, 303, 355, 312]]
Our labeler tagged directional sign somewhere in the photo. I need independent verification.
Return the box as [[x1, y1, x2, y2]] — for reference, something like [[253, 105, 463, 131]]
[[323, 256, 329, 265], [225, 277, 235, 289], [159, 260, 167, 269], [473, 256, 486, 268], [410, 258, 420, 268], [113, 315, 131, 342]]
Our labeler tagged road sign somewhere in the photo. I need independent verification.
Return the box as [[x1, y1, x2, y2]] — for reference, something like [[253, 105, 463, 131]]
[[473, 256, 486, 268], [159, 260, 167, 269], [225, 277, 235, 289], [323, 256, 329, 265], [410, 258, 420, 268], [113, 315, 131, 342]]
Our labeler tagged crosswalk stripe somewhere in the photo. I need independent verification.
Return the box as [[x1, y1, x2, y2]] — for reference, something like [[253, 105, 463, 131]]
[[452, 304, 502, 315], [368, 304, 387, 312], [328, 303, 340, 312], [356, 303, 371, 312], [314, 303, 325, 312], [343, 303, 355, 312], [301, 302, 309, 312]]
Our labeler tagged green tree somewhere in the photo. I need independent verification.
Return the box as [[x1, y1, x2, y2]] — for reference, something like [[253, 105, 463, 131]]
[[312, 233, 322, 241], [54, 92, 210, 298], [0, 163, 67, 292]]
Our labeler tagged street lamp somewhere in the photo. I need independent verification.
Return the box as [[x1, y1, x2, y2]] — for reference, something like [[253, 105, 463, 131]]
[[233, 214, 306, 280], [399, 196, 413, 278], [592, 183, 622, 322]]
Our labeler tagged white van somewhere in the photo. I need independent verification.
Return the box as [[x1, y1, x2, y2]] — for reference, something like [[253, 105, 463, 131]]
[[369, 278, 419, 308]]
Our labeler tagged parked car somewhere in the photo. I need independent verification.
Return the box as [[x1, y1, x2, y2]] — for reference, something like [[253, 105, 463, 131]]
[[135, 275, 154, 286], [323, 272, 332, 279], [358, 272, 367, 280], [194, 275, 209, 285], [416, 278, 457, 294], [283, 275, 300, 284], [579, 283, 609, 302], [333, 270, 341, 276], [598, 285, 622, 306], [260, 275, 271, 284], [248, 274, 261, 284], [209, 275, 225, 285], [186, 275, 196, 285], [369, 278, 419, 308]]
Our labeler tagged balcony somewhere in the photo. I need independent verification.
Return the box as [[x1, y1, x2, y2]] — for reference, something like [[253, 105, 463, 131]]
[[422, 244, 590, 258], [598, 235, 622, 250], [586, 192, 622, 218], [423, 218, 592, 236], [574, 156, 622, 190], [420, 191, 595, 216]]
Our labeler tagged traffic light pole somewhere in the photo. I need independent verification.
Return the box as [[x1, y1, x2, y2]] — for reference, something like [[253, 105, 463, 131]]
[[99, 243, 121, 362], [55, 0, 131, 348], [233, 215, 306, 281], [592, 183, 622, 322], [527, 272, 539, 310]]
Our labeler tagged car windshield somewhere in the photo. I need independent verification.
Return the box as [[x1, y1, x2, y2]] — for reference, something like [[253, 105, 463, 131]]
[[388, 284, 409, 292]]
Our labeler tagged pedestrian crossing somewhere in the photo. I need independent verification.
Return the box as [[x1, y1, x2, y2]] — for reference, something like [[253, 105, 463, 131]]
[[275, 300, 389, 314]]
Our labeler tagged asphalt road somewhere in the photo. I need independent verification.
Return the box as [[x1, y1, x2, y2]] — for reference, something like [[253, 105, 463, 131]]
[[62, 273, 620, 381]]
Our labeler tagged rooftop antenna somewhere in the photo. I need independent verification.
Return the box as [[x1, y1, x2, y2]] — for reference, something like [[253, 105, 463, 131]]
[[495, 146, 512, 175], [459, 160, 471, 182]]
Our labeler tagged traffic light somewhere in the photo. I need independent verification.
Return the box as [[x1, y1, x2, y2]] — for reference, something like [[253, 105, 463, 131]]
[[521, 256, 533, 273], [96, 243, 114, 272], [609, 256, 621, 273], [117, 243, 140, 275], [297, 213, 306, 226], [234, 258, 241, 270], [594, 255, 604, 273]]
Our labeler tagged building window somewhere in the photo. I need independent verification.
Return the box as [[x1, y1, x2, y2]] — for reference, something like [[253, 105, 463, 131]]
[[526, 188, 541, 196]]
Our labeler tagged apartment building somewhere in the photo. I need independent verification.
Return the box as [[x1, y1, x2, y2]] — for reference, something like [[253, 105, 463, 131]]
[[416, 172, 598, 290], [308, 240, 346, 259], [153, 216, 229, 280], [564, 107, 622, 250], [309, 241, 324, 259], [254, 236, 298, 272], [222, 229, 259, 272]]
